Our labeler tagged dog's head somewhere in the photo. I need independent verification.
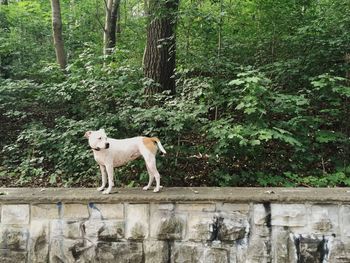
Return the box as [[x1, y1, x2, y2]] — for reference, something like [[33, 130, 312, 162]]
[[84, 129, 110, 151]]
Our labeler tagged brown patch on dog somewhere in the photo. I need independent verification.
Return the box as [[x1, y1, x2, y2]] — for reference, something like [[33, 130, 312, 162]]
[[143, 137, 158, 154]]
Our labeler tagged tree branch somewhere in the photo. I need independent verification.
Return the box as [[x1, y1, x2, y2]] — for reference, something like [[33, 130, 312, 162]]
[[95, 0, 107, 33]]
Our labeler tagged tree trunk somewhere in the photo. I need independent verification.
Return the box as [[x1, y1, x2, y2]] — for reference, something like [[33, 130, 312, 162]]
[[116, 3, 121, 34], [143, 0, 179, 95], [346, 53, 350, 81], [104, 0, 120, 56], [217, 0, 223, 57], [51, 0, 67, 70]]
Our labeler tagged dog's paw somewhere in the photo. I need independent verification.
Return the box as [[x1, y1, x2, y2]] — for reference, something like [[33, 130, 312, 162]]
[[143, 186, 150, 191], [102, 189, 111, 194], [153, 188, 160, 193], [97, 186, 105, 191]]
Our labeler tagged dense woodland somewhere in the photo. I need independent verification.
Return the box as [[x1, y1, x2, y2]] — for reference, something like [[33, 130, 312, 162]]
[[0, 0, 349, 188]]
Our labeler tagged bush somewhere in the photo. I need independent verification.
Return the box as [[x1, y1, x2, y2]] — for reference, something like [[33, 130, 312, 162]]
[[0, 52, 349, 188]]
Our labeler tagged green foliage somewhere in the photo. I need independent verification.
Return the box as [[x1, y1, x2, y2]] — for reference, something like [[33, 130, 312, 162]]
[[0, 0, 349, 187]]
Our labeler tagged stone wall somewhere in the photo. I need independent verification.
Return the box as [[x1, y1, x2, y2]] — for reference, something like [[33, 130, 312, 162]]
[[0, 187, 350, 262]]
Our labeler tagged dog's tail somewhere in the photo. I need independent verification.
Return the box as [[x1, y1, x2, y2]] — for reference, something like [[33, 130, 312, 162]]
[[151, 137, 167, 154]]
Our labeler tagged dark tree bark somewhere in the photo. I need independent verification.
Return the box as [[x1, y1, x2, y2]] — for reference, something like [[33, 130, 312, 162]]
[[104, 0, 121, 55], [116, 3, 121, 34], [143, 0, 179, 95], [346, 53, 350, 81], [51, 0, 67, 70], [0, 0, 9, 77]]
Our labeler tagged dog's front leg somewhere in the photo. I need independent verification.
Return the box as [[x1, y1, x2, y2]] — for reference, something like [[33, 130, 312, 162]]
[[102, 165, 114, 194], [97, 165, 107, 191]]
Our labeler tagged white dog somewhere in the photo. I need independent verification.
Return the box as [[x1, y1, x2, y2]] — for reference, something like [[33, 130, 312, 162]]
[[84, 129, 166, 194]]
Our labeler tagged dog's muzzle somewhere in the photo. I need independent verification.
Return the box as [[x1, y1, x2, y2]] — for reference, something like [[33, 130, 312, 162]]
[[91, 143, 109, 151], [92, 147, 101, 151]]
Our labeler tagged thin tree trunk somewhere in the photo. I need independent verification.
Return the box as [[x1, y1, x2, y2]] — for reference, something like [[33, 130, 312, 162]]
[[104, 0, 113, 56], [0, 0, 9, 77], [51, 0, 67, 70], [116, 2, 121, 33], [185, 0, 193, 62], [344, 53, 350, 170], [144, 0, 149, 15], [110, 0, 120, 48], [346, 53, 350, 81], [124, 0, 127, 31], [143, 0, 179, 94], [104, 0, 121, 55], [217, 0, 223, 57]]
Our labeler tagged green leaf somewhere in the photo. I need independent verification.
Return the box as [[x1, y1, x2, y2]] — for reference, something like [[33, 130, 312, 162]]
[[250, 139, 261, 146], [228, 79, 244, 86], [315, 130, 343, 143]]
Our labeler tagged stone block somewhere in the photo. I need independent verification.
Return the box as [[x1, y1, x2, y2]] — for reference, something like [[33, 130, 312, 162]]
[[63, 204, 89, 219], [216, 203, 250, 214], [95, 241, 143, 263], [88, 203, 124, 220], [177, 203, 216, 212], [271, 227, 296, 263], [339, 205, 350, 237], [31, 204, 59, 220], [1, 205, 29, 224], [245, 235, 271, 263], [216, 211, 249, 241], [0, 249, 27, 263], [84, 219, 124, 243], [0, 226, 28, 251], [253, 204, 269, 226], [171, 242, 202, 263], [271, 204, 307, 227], [126, 204, 149, 240], [83, 219, 103, 240], [204, 247, 229, 263], [229, 239, 249, 263], [171, 243, 229, 263], [150, 203, 185, 240], [156, 203, 176, 211], [328, 240, 350, 263], [186, 213, 214, 241], [186, 210, 248, 242], [310, 205, 339, 234], [291, 234, 334, 263], [50, 220, 82, 239], [156, 216, 185, 240], [98, 220, 124, 241], [49, 237, 93, 263], [144, 240, 169, 263], [28, 220, 49, 263]]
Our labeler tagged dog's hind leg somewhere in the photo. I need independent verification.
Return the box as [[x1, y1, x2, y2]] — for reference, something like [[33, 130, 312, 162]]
[[145, 156, 161, 193], [140, 139, 162, 193], [143, 163, 155, 191], [97, 165, 107, 191], [152, 164, 161, 192]]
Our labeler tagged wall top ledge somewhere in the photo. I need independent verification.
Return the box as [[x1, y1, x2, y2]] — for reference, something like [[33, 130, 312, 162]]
[[0, 187, 350, 204]]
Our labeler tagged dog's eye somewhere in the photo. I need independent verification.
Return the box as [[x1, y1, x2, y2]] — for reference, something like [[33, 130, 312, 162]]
[[98, 137, 102, 140]]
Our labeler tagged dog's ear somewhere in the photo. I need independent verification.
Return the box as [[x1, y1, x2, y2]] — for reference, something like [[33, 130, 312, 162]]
[[84, 131, 92, 138], [99, 128, 106, 134]]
